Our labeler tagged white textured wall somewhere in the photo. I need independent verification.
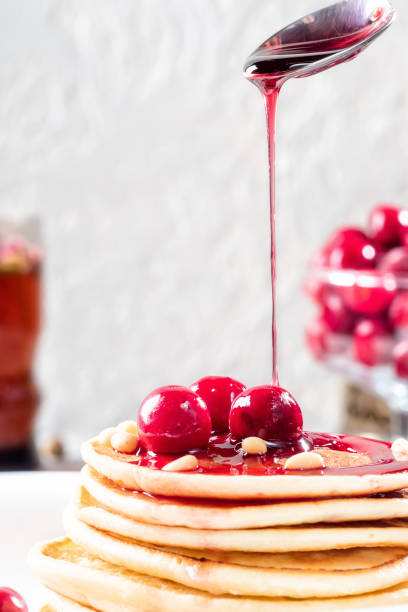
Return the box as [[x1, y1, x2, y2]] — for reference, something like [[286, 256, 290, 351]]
[[1, 0, 407, 456]]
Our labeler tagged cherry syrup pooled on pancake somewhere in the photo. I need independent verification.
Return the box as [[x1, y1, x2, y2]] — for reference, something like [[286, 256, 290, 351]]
[[0, 588, 28, 612], [130, 428, 408, 476]]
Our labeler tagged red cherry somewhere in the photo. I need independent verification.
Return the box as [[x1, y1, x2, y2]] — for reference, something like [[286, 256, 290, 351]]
[[324, 227, 368, 249], [305, 318, 350, 360], [379, 247, 408, 274], [305, 318, 330, 360], [137, 386, 211, 454], [340, 270, 396, 315], [352, 318, 392, 367], [190, 376, 246, 433], [368, 204, 402, 248], [0, 588, 28, 612], [323, 227, 378, 269], [393, 341, 408, 379], [321, 289, 356, 333], [229, 385, 303, 443], [389, 292, 408, 329]]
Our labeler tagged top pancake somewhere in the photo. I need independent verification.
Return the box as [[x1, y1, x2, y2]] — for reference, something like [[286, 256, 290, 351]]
[[82, 434, 408, 500]]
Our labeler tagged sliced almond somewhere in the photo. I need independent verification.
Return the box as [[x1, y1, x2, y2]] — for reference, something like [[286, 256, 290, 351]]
[[392, 438, 408, 461], [162, 455, 199, 472], [242, 436, 267, 455], [116, 420, 139, 436], [111, 431, 139, 454], [97, 427, 116, 447], [284, 451, 325, 471]]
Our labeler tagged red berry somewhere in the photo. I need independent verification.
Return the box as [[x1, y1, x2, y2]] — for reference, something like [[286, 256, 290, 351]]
[[325, 227, 368, 249], [190, 376, 246, 433], [393, 340, 408, 379], [368, 204, 402, 248], [389, 291, 408, 329], [340, 270, 396, 315], [321, 289, 356, 333], [352, 318, 392, 367], [379, 247, 408, 274], [229, 385, 303, 443], [305, 318, 330, 360], [305, 318, 349, 360], [323, 227, 378, 269], [137, 386, 211, 454], [0, 588, 28, 612]]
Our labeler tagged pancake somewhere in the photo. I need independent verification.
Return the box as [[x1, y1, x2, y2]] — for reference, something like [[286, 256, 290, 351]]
[[73, 485, 408, 552], [30, 538, 408, 611], [82, 437, 408, 500], [82, 465, 408, 530], [63, 510, 408, 598]]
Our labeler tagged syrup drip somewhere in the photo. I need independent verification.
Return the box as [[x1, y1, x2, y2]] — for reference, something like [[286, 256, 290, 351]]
[[265, 86, 280, 385], [131, 432, 408, 477]]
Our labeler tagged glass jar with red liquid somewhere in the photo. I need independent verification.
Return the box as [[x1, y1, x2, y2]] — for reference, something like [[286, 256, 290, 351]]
[[304, 204, 408, 438], [0, 220, 42, 463]]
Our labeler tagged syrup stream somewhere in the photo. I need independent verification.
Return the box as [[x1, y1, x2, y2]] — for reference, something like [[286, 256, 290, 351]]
[[264, 86, 280, 385]]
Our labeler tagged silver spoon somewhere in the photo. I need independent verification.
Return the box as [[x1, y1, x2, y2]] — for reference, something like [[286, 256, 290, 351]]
[[244, 0, 395, 85]]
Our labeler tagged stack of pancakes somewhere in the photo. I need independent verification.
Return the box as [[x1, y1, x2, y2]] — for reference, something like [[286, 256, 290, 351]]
[[30, 427, 408, 611]]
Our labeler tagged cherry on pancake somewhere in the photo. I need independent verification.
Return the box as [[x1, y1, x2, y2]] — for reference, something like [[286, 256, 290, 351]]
[[190, 376, 246, 432], [229, 385, 303, 443], [137, 385, 211, 454], [0, 588, 28, 612]]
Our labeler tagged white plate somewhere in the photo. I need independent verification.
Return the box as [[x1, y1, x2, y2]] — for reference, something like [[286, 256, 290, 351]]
[[0, 470, 407, 612], [0, 471, 79, 609]]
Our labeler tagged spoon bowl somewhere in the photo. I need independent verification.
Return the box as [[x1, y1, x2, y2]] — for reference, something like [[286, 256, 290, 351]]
[[244, 0, 395, 84]]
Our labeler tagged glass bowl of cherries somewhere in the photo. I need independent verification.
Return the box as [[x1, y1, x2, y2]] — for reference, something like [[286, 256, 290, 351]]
[[305, 204, 408, 437]]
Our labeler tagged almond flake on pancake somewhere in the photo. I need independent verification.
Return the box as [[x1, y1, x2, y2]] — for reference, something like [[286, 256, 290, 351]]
[[162, 455, 199, 472], [277, 447, 371, 469], [284, 452, 325, 470]]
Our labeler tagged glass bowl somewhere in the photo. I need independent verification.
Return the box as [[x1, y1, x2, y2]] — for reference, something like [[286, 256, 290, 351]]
[[305, 264, 408, 437]]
